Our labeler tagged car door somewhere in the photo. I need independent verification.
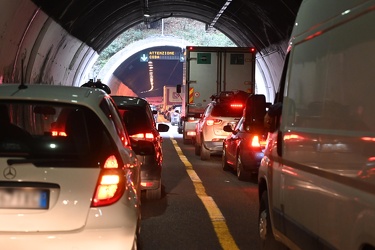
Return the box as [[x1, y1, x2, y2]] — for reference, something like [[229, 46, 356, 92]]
[[225, 117, 243, 165]]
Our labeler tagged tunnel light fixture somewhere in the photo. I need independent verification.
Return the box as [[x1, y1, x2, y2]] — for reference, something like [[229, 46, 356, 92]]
[[207, 0, 232, 30], [144, 7, 150, 17]]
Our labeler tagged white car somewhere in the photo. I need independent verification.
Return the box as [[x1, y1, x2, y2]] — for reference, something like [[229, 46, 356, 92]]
[[0, 84, 141, 250], [194, 91, 249, 160]]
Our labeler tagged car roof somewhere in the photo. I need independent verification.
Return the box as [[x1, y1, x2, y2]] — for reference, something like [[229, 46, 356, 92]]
[[111, 95, 149, 108], [0, 84, 107, 108]]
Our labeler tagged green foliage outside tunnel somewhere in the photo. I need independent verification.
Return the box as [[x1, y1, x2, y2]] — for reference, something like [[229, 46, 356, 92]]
[[92, 18, 235, 77]]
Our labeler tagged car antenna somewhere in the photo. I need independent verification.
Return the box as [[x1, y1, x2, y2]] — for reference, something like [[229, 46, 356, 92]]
[[19, 57, 27, 89]]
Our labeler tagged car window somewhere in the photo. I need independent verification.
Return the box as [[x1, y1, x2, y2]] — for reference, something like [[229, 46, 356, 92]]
[[235, 117, 244, 131], [211, 103, 244, 117], [0, 101, 114, 166], [101, 97, 130, 147], [118, 106, 153, 134]]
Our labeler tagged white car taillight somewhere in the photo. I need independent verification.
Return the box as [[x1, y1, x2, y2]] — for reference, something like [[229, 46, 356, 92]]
[[91, 155, 125, 207]]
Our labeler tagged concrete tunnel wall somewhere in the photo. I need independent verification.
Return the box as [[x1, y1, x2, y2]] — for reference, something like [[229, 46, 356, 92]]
[[0, 0, 286, 102]]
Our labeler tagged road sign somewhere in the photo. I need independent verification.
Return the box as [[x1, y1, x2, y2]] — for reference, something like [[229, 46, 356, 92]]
[[140, 54, 149, 62]]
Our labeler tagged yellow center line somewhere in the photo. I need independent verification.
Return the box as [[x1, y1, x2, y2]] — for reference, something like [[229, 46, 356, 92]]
[[171, 138, 239, 250]]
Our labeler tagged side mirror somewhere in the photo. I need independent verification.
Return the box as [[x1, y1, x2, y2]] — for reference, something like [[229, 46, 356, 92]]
[[176, 84, 181, 93], [223, 124, 234, 133], [157, 123, 169, 132], [265, 102, 282, 133], [244, 94, 266, 131]]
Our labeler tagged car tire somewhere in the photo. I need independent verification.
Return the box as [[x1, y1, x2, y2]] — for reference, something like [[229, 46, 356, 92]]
[[200, 144, 210, 160], [222, 149, 231, 171], [259, 192, 285, 250], [236, 154, 250, 181], [194, 142, 201, 155], [145, 183, 162, 200]]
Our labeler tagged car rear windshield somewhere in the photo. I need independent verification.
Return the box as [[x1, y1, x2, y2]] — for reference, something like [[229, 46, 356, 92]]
[[118, 106, 153, 135], [0, 101, 115, 166], [211, 103, 244, 117]]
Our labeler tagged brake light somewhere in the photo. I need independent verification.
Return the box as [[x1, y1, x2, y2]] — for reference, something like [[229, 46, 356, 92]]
[[51, 130, 67, 137], [230, 103, 244, 109], [251, 135, 261, 147], [91, 155, 125, 207], [130, 133, 154, 141], [104, 155, 118, 169], [206, 119, 222, 126]]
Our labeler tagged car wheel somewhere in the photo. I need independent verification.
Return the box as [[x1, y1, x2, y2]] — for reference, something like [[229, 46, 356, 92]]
[[222, 148, 231, 171], [200, 144, 210, 160], [145, 183, 162, 200], [259, 192, 285, 250], [236, 154, 250, 181]]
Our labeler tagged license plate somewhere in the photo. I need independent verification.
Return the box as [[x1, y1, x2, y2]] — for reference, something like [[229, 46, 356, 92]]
[[0, 188, 49, 209]]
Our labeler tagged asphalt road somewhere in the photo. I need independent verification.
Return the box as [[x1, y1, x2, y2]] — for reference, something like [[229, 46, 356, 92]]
[[139, 123, 261, 250]]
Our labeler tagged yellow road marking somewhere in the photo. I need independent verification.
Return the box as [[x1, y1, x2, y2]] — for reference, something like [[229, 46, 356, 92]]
[[171, 138, 239, 250]]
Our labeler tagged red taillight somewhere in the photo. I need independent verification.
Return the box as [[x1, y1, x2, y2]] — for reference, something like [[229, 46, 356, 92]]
[[250, 135, 267, 148], [206, 119, 222, 126], [230, 103, 244, 109], [103, 155, 118, 169], [51, 130, 67, 137], [130, 133, 154, 141], [251, 135, 261, 147], [91, 155, 125, 207]]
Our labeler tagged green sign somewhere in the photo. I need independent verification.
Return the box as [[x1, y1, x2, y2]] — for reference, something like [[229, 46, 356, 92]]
[[197, 53, 211, 64]]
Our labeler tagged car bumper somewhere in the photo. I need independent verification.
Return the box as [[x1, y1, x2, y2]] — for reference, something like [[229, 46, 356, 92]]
[[0, 227, 137, 250], [203, 141, 224, 152], [241, 151, 265, 173], [137, 154, 162, 190]]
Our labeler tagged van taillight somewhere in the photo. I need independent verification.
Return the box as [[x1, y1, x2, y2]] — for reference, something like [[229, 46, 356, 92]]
[[91, 155, 125, 207]]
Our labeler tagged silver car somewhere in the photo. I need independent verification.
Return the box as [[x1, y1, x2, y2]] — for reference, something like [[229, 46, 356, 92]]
[[0, 84, 141, 249], [195, 91, 249, 160]]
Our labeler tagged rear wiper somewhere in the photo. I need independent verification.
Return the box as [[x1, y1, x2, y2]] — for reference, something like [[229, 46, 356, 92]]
[[7, 158, 77, 166]]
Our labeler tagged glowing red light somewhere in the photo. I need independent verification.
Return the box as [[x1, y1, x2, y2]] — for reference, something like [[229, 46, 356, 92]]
[[230, 103, 244, 109]]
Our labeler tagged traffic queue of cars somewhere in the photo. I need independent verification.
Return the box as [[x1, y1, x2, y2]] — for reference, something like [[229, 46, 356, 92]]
[[190, 90, 268, 181], [111, 96, 169, 200]]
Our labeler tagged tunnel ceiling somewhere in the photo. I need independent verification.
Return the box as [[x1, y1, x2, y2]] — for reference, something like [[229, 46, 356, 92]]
[[31, 0, 302, 53]]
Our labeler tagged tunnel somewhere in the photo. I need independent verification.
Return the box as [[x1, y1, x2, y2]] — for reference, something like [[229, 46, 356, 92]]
[[0, 0, 302, 102]]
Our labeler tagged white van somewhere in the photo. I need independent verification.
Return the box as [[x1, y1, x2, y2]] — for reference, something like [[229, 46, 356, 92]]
[[254, 0, 375, 249]]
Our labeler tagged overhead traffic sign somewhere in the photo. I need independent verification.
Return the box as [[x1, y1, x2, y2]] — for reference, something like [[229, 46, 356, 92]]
[[140, 50, 185, 62], [140, 54, 149, 62]]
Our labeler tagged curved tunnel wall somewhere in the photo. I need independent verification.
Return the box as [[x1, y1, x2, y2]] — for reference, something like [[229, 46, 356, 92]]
[[0, 0, 287, 102], [0, 0, 96, 87]]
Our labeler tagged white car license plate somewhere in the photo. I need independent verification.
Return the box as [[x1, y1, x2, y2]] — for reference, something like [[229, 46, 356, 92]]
[[0, 188, 49, 209]]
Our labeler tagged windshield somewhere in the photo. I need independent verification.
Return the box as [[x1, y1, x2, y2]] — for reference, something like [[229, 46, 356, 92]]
[[118, 106, 153, 134], [0, 101, 114, 166], [211, 103, 244, 117]]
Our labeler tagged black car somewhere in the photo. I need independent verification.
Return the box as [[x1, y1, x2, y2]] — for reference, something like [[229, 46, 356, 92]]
[[112, 96, 169, 200]]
